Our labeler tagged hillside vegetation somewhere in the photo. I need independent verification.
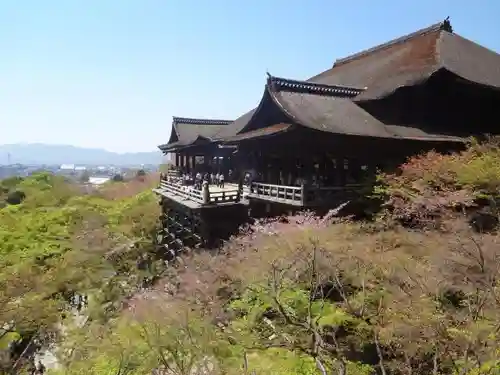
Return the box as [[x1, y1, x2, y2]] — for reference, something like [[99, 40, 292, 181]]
[[0, 172, 161, 374], [2, 140, 500, 375]]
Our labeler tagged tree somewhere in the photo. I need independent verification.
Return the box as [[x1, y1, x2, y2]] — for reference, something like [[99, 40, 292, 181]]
[[79, 171, 90, 183], [112, 174, 124, 182], [0, 172, 161, 374], [5, 190, 26, 205], [135, 169, 146, 182]]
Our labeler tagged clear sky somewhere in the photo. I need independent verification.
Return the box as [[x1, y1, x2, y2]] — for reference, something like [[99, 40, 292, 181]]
[[0, 1, 499, 153]]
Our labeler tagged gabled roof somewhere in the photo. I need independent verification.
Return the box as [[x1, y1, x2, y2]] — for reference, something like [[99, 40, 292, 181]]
[[213, 109, 257, 139], [311, 18, 500, 101], [218, 75, 463, 143], [159, 117, 232, 152], [265, 75, 463, 142], [222, 123, 293, 143], [216, 19, 500, 141], [214, 76, 364, 140]]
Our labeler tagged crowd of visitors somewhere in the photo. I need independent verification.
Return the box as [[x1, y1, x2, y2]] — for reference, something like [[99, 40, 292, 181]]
[[164, 167, 257, 191], [175, 169, 230, 190]]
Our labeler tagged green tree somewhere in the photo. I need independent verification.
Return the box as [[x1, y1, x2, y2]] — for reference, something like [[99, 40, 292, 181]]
[[0, 173, 160, 374], [112, 174, 124, 182], [5, 190, 26, 205], [79, 171, 90, 183]]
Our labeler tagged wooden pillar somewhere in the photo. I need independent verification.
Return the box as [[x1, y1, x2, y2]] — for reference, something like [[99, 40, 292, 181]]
[[202, 181, 210, 204], [207, 153, 213, 171], [203, 153, 209, 171], [337, 157, 346, 186], [264, 156, 270, 183], [181, 154, 186, 171], [349, 159, 360, 183], [300, 180, 309, 206], [237, 176, 243, 202], [186, 154, 191, 174], [191, 155, 196, 172], [199, 215, 211, 248]]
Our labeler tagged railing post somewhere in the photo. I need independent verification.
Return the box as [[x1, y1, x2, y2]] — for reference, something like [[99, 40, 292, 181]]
[[202, 181, 210, 204], [300, 181, 308, 206], [236, 177, 243, 202]]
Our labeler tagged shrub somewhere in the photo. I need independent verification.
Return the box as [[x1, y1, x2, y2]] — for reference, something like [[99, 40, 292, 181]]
[[79, 171, 90, 183], [0, 176, 24, 191], [112, 174, 124, 182], [5, 190, 26, 205], [375, 137, 500, 228]]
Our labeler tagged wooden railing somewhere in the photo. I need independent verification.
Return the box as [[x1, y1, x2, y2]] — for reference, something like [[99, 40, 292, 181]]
[[249, 182, 365, 206], [166, 169, 180, 178], [208, 189, 240, 204], [250, 182, 303, 205], [159, 180, 204, 203], [158, 179, 240, 205]]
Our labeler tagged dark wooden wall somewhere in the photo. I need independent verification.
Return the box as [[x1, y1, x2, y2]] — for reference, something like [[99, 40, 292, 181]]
[[234, 127, 456, 187], [360, 70, 500, 137]]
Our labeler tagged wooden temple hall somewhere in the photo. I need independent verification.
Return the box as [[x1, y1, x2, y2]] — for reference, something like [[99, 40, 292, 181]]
[[154, 19, 500, 250]]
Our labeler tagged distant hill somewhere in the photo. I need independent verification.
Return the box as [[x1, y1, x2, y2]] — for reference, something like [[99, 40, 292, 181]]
[[0, 143, 164, 166]]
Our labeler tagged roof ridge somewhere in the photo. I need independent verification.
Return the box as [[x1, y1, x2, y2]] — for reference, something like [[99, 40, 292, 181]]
[[333, 18, 453, 67], [172, 117, 233, 126], [267, 74, 365, 97]]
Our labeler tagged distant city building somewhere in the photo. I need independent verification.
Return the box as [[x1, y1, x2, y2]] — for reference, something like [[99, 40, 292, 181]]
[[60, 164, 75, 170], [88, 177, 110, 185]]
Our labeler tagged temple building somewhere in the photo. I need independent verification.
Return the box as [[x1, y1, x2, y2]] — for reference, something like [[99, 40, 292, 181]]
[[158, 116, 233, 173], [155, 19, 500, 249]]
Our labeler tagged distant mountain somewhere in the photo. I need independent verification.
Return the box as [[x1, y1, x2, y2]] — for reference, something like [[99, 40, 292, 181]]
[[0, 143, 164, 166]]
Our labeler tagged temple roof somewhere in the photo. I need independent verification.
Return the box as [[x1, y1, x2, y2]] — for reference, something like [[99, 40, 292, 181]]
[[216, 18, 499, 142], [158, 117, 232, 152], [222, 123, 293, 143], [161, 19, 498, 149], [232, 75, 463, 142], [311, 19, 500, 101], [213, 109, 257, 140]]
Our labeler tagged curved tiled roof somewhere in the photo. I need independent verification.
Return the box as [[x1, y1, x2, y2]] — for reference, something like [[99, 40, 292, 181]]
[[212, 109, 258, 140], [214, 76, 366, 140], [267, 75, 365, 96], [215, 74, 463, 143], [163, 19, 497, 148], [266, 77, 463, 142], [310, 19, 500, 101], [222, 123, 293, 143], [159, 117, 232, 152]]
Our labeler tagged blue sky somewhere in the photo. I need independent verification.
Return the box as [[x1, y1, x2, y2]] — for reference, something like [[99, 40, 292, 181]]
[[0, 1, 499, 153]]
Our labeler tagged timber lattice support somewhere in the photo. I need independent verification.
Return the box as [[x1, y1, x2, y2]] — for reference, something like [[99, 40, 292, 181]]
[[155, 195, 248, 260], [156, 198, 207, 261]]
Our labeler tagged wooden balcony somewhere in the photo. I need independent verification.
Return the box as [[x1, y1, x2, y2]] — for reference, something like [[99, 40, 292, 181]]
[[154, 178, 242, 209], [248, 182, 364, 207]]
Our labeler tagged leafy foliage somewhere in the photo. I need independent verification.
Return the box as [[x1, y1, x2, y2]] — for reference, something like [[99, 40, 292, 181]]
[[375, 137, 500, 229], [0, 172, 160, 373], [112, 174, 124, 182], [4, 139, 500, 375]]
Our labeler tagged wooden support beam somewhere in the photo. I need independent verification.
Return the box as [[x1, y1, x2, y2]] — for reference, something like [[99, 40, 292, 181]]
[[338, 158, 347, 186], [191, 155, 196, 171]]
